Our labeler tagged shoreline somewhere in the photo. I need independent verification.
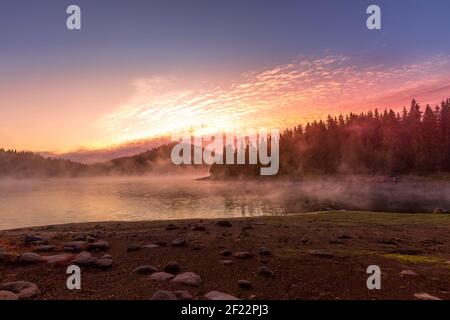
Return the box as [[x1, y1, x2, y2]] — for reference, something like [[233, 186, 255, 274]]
[[1, 211, 450, 300]]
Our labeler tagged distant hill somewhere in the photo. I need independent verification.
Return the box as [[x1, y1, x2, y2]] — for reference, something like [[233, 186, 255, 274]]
[[0, 142, 206, 178], [0, 149, 88, 178]]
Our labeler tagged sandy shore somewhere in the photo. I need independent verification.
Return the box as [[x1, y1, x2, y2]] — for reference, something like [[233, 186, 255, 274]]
[[1, 211, 450, 300]]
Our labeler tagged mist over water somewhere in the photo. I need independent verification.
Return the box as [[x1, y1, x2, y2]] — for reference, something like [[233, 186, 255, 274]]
[[1, 175, 450, 230]]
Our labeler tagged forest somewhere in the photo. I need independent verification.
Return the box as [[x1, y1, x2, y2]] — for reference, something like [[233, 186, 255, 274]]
[[210, 99, 450, 178]]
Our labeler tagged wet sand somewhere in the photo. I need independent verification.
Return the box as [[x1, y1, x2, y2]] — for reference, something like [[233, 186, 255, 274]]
[[1, 211, 450, 300]]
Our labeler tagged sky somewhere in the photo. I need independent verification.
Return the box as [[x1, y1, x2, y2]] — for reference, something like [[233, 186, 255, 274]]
[[1, 0, 450, 157]]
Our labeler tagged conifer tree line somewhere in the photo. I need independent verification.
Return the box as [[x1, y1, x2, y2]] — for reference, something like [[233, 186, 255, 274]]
[[210, 98, 450, 177]]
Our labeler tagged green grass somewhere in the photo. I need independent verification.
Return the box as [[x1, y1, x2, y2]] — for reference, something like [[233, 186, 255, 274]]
[[383, 253, 445, 264]]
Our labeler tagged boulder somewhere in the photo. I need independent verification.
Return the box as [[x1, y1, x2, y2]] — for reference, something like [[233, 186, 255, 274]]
[[172, 272, 202, 287], [150, 272, 174, 281]]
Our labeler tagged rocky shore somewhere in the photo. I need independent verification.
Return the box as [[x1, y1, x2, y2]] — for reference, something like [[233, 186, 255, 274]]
[[1, 211, 450, 300]]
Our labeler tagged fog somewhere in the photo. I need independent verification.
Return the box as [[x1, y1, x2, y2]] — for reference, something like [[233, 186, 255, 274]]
[[1, 175, 449, 230]]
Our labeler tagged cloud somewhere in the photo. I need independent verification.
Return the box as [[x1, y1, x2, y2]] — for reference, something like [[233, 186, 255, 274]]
[[99, 54, 450, 144]]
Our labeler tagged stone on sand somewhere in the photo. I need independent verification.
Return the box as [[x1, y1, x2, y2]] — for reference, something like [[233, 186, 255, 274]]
[[204, 291, 239, 300], [18, 252, 44, 264], [400, 270, 418, 276], [234, 252, 254, 259], [172, 272, 202, 287], [0, 290, 19, 300], [172, 239, 187, 247], [150, 272, 174, 281], [0, 281, 40, 299], [86, 240, 110, 251], [414, 292, 441, 300], [238, 280, 252, 289], [72, 251, 97, 266], [151, 290, 178, 300], [164, 261, 181, 273], [44, 254, 75, 265], [257, 266, 274, 277], [133, 265, 158, 274]]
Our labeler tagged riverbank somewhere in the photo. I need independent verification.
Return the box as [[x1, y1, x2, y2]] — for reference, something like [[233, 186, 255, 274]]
[[1, 211, 450, 300]]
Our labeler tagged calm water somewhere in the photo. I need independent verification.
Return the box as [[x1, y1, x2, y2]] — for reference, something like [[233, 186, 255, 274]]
[[1, 176, 450, 230]]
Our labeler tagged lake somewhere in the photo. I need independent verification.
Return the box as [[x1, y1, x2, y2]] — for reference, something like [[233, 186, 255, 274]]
[[1, 176, 449, 230]]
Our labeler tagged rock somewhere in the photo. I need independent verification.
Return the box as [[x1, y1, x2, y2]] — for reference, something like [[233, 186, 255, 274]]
[[101, 254, 112, 260], [172, 272, 202, 287], [308, 250, 333, 258], [0, 281, 39, 299], [433, 208, 446, 214], [259, 247, 271, 256], [0, 252, 19, 264], [164, 261, 181, 274], [338, 234, 351, 239], [86, 240, 110, 251], [72, 251, 97, 266], [174, 291, 193, 300], [34, 245, 55, 252], [234, 252, 254, 259], [133, 265, 159, 274], [44, 254, 75, 265], [257, 266, 274, 277], [150, 272, 174, 281], [24, 235, 47, 244], [220, 249, 232, 256], [192, 225, 206, 231], [172, 239, 187, 247], [221, 260, 234, 266], [0, 290, 19, 300], [18, 252, 44, 264], [414, 292, 441, 300], [63, 241, 85, 252], [127, 244, 141, 252], [242, 225, 254, 230], [204, 291, 239, 300], [95, 258, 113, 269], [151, 290, 178, 300], [166, 224, 180, 231], [216, 220, 232, 227], [154, 240, 167, 246], [400, 270, 418, 276], [238, 280, 252, 289], [143, 244, 160, 249]]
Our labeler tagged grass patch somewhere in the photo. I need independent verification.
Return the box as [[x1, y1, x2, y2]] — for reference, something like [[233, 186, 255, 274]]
[[383, 253, 444, 264]]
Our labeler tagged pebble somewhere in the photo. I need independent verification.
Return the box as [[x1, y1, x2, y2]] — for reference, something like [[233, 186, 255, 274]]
[[151, 290, 178, 300], [400, 270, 418, 276], [414, 292, 441, 300], [133, 265, 159, 274], [238, 280, 252, 289], [86, 240, 110, 251], [172, 272, 202, 287], [164, 261, 181, 274], [166, 224, 180, 231], [257, 266, 274, 277], [150, 272, 175, 281], [0, 281, 40, 299], [72, 251, 97, 266], [234, 252, 254, 259], [44, 254, 75, 265], [172, 239, 187, 247], [216, 220, 232, 227], [204, 291, 239, 300], [174, 291, 193, 300], [95, 258, 113, 269], [220, 249, 232, 256], [0, 290, 19, 300], [143, 244, 160, 249], [220, 260, 234, 266], [18, 252, 44, 264], [127, 244, 141, 252], [63, 241, 85, 252]]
